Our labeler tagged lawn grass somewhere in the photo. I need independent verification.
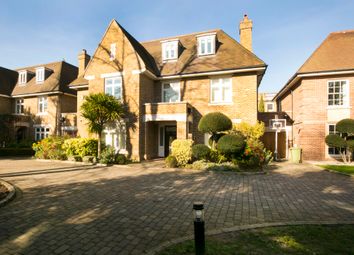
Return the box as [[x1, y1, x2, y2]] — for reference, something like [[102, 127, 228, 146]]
[[158, 225, 354, 255], [319, 165, 354, 175]]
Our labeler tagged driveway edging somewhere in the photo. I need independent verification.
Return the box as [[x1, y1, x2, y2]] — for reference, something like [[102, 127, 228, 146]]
[[0, 179, 16, 207], [146, 220, 354, 255]]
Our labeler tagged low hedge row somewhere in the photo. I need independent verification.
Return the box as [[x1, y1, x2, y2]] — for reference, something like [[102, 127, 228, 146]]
[[0, 148, 35, 157]]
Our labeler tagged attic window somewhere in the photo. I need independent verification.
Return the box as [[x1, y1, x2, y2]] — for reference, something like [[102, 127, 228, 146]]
[[110, 43, 116, 61], [161, 40, 178, 61], [197, 34, 216, 56], [18, 71, 27, 85], [36, 67, 45, 83]]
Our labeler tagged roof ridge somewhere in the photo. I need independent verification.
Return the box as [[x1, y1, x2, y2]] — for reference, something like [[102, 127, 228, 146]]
[[330, 29, 354, 34], [140, 28, 221, 44], [15, 60, 65, 71]]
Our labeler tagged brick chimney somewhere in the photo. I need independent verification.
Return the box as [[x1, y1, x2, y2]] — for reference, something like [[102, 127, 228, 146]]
[[78, 49, 90, 76], [239, 14, 253, 52]]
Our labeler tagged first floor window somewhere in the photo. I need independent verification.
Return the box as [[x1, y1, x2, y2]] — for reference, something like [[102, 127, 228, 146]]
[[328, 80, 348, 106], [38, 96, 48, 113], [210, 77, 232, 103], [15, 99, 24, 114], [103, 122, 126, 151], [162, 82, 180, 102], [35, 127, 50, 141], [266, 103, 274, 112], [105, 76, 122, 99]]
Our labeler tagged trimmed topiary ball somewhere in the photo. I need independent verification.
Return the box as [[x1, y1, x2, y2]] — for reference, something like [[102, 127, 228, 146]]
[[165, 155, 178, 168], [336, 118, 354, 134], [217, 134, 246, 157], [325, 134, 346, 148], [198, 112, 232, 134], [192, 144, 211, 160]]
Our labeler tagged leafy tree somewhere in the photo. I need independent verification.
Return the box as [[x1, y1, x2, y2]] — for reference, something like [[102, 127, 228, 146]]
[[80, 93, 124, 158], [325, 118, 354, 163], [258, 95, 265, 112], [198, 112, 232, 149]]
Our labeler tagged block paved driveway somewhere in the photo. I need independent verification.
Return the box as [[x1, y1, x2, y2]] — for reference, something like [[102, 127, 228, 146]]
[[0, 158, 353, 254]]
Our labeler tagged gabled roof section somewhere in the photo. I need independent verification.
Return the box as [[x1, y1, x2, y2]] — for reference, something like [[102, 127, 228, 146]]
[[0, 67, 18, 96], [11, 61, 78, 96], [141, 29, 266, 76], [298, 30, 354, 74]]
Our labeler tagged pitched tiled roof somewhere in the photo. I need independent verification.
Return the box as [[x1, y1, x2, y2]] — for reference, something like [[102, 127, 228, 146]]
[[298, 30, 354, 74], [274, 30, 354, 100], [0, 67, 18, 96], [11, 61, 78, 96], [142, 29, 266, 76]]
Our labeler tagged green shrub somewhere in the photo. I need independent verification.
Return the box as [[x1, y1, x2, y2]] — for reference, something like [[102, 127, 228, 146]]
[[208, 149, 227, 163], [171, 139, 194, 166], [198, 112, 232, 134], [63, 138, 98, 158], [217, 134, 245, 158], [186, 160, 238, 171], [99, 146, 115, 164], [336, 118, 354, 134], [208, 133, 225, 147], [165, 155, 178, 168], [192, 144, 210, 160], [115, 154, 127, 165], [32, 136, 66, 160], [0, 148, 34, 157], [325, 134, 346, 148]]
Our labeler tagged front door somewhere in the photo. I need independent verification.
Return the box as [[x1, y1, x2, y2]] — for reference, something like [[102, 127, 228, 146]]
[[164, 126, 177, 157]]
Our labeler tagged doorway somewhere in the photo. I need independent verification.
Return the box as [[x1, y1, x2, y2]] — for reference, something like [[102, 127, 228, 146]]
[[164, 126, 177, 157]]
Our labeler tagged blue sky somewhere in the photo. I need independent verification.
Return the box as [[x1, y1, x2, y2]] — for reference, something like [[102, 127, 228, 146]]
[[1, 0, 353, 92]]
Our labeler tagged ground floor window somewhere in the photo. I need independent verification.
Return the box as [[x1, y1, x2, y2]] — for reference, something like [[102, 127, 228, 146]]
[[328, 124, 342, 155], [35, 127, 50, 141], [103, 122, 126, 151]]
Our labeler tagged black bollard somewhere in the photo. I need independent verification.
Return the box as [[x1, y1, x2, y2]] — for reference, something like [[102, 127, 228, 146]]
[[193, 202, 205, 255]]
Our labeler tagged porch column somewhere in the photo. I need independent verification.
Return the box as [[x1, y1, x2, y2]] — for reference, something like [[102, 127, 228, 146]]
[[177, 121, 188, 139], [144, 121, 158, 159]]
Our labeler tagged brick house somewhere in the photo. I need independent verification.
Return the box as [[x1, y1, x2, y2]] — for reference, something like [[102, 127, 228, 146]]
[[274, 30, 354, 161], [70, 15, 267, 161], [259, 92, 277, 112], [0, 61, 78, 143]]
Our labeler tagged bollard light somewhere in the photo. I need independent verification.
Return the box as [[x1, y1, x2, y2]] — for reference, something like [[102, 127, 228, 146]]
[[193, 202, 205, 255]]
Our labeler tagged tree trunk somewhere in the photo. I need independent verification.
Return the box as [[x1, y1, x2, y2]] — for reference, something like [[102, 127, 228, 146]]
[[98, 132, 102, 159]]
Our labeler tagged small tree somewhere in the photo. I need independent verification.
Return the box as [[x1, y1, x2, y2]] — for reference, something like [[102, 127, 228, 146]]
[[325, 118, 354, 163], [80, 93, 124, 158], [258, 95, 265, 112], [198, 112, 232, 149]]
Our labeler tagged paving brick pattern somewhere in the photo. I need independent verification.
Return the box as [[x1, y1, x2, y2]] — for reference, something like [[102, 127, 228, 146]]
[[0, 159, 353, 254]]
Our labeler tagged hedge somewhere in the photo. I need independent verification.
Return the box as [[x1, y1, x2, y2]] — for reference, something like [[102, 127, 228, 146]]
[[0, 148, 35, 157]]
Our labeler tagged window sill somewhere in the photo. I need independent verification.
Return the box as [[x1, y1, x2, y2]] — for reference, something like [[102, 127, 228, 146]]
[[36, 112, 48, 116], [208, 102, 233, 106], [326, 106, 352, 110], [198, 53, 215, 57]]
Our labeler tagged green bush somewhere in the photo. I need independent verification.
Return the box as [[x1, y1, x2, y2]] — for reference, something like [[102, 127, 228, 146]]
[[217, 134, 245, 158], [0, 148, 34, 157], [165, 155, 178, 168], [99, 146, 115, 164], [63, 138, 98, 158], [336, 118, 354, 134], [198, 112, 232, 134], [32, 136, 66, 160], [192, 144, 210, 160], [171, 139, 194, 166], [208, 133, 225, 147], [186, 160, 239, 171], [115, 154, 127, 165], [325, 134, 346, 148]]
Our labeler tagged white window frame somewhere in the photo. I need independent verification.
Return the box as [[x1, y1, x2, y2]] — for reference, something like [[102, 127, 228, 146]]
[[162, 40, 178, 61], [161, 81, 181, 103], [197, 34, 216, 56], [15, 98, 24, 114], [327, 80, 349, 107], [18, 71, 27, 85], [35, 67, 45, 83], [110, 43, 116, 61], [103, 122, 127, 153], [210, 77, 232, 104], [105, 76, 122, 100], [38, 96, 48, 113], [35, 126, 50, 141]]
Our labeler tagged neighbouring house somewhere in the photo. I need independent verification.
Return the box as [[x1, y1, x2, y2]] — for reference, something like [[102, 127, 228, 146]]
[[0, 61, 78, 144], [259, 92, 277, 112], [274, 30, 354, 161], [70, 15, 267, 161]]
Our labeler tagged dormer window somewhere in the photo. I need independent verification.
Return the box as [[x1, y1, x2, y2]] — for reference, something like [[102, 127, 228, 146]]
[[36, 67, 45, 83], [197, 34, 216, 56], [161, 40, 178, 61], [110, 43, 116, 61], [18, 71, 27, 85]]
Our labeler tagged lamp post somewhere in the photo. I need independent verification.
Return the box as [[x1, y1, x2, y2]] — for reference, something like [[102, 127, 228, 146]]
[[193, 202, 205, 255]]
